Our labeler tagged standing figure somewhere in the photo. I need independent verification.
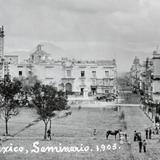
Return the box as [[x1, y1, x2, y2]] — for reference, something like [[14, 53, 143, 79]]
[[125, 133, 128, 141], [138, 132, 142, 141], [145, 128, 148, 139], [155, 127, 159, 135], [143, 139, 147, 153], [47, 129, 51, 140], [93, 129, 97, 136], [139, 140, 143, 153], [134, 131, 137, 141], [78, 105, 82, 110], [149, 128, 152, 139]]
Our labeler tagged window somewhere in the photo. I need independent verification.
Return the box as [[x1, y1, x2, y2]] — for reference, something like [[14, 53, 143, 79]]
[[81, 71, 85, 77], [19, 71, 22, 76], [105, 90, 109, 94], [81, 79, 85, 85], [28, 71, 32, 75], [67, 70, 71, 77], [92, 79, 96, 85], [105, 71, 109, 77], [92, 71, 96, 77], [104, 79, 109, 86]]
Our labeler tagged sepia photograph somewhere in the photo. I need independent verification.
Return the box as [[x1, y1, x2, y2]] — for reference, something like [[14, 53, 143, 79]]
[[0, 0, 160, 159]]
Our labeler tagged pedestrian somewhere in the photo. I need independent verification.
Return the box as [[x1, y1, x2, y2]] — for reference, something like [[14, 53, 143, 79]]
[[139, 140, 143, 153], [125, 133, 128, 141], [149, 128, 152, 139], [134, 130, 137, 141], [155, 126, 159, 135], [138, 133, 142, 141], [0, 138, 2, 146], [143, 139, 147, 153], [93, 129, 97, 136], [47, 129, 51, 140], [78, 105, 82, 110], [145, 128, 148, 139]]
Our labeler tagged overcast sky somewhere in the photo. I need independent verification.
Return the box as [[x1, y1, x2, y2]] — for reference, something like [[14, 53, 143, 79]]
[[0, 0, 160, 72]]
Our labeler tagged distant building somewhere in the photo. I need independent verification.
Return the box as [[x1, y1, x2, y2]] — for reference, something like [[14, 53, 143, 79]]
[[139, 57, 153, 101], [4, 55, 18, 64], [152, 51, 160, 103], [9, 44, 117, 96], [0, 26, 4, 79], [129, 51, 160, 104], [129, 56, 142, 93]]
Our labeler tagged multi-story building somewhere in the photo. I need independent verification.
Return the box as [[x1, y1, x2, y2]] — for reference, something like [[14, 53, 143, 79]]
[[129, 56, 142, 93], [0, 26, 5, 79], [140, 58, 153, 98], [130, 51, 160, 104], [9, 45, 117, 96], [152, 51, 160, 103]]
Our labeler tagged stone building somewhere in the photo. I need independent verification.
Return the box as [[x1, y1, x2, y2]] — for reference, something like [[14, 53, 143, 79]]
[[129, 56, 142, 93], [139, 57, 153, 102], [152, 51, 160, 103], [130, 51, 160, 103], [0, 26, 4, 79], [9, 45, 117, 96]]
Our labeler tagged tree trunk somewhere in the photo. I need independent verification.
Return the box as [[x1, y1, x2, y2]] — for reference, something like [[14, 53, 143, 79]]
[[49, 119, 51, 140], [44, 122, 48, 140], [5, 118, 9, 136]]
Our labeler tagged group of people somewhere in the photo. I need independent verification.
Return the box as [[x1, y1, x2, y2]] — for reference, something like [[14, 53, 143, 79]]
[[145, 128, 152, 139], [134, 130, 147, 153], [133, 126, 158, 153]]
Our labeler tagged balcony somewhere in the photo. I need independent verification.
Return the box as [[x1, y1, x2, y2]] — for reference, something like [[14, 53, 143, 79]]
[[153, 92, 160, 95], [80, 79, 86, 86], [103, 76, 114, 80], [61, 77, 75, 83], [152, 75, 160, 80], [79, 76, 86, 80]]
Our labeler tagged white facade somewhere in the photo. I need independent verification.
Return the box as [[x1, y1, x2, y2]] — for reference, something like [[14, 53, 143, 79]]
[[152, 52, 160, 102], [9, 45, 117, 96]]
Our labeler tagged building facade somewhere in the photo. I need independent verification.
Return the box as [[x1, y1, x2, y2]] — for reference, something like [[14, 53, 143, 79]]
[[129, 56, 142, 93], [152, 51, 160, 103], [129, 51, 160, 104], [9, 45, 117, 96], [0, 26, 4, 79]]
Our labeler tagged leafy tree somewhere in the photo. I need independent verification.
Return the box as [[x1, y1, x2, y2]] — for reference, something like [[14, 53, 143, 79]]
[[0, 75, 23, 135], [12, 75, 41, 107], [30, 82, 69, 139]]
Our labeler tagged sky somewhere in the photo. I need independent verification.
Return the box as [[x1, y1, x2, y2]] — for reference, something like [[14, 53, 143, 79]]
[[1, 0, 160, 72]]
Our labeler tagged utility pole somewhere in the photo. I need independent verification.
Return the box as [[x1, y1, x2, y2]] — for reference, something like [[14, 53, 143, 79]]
[[0, 26, 5, 79]]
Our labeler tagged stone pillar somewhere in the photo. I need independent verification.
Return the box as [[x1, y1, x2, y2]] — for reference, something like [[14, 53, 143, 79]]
[[84, 88, 88, 98]]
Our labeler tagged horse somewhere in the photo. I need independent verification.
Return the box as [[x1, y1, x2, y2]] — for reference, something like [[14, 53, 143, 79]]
[[106, 129, 121, 140]]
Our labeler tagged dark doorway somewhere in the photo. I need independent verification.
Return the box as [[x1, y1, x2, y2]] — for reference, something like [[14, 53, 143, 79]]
[[80, 88, 84, 96], [65, 83, 72, 94], [91, 86, 97, 95]]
